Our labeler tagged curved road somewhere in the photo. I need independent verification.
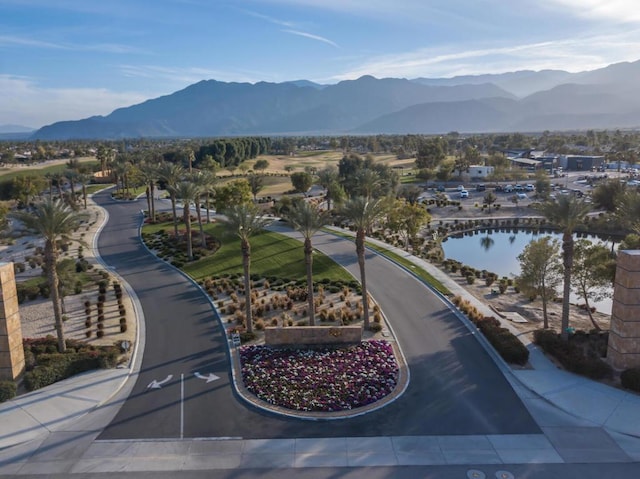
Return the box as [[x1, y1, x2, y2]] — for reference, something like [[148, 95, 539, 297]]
[[94, 190, 538, 440]]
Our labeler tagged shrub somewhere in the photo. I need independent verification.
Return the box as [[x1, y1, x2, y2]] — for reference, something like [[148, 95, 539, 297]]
[[369, 322, 383, 333], [120, 324, 127, 333], [0, 381, 17, 402], [621, 368, 640, 392], [97, 330, 105, 338]]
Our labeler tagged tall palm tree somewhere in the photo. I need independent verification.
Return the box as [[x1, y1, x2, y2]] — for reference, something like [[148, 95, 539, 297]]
[[11, 200, 87, 352], [138, 160, 159, 223], [157, 162, 185, 237], [189, 171, 212, 246], [354, 169, 382, 199], [339, 196, 388, 330], [286, 201, 330, 325], [223, 203, 268, 335], [171, 181, 200, 261], [536, 195, 591, 340], [316, 166, 339, 210], [76, 173, 92, 209]]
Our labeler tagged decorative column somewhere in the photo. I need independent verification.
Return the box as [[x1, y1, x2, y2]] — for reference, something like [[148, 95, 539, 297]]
[[608, 250, 640, 369], [0, 262, 25, 381]]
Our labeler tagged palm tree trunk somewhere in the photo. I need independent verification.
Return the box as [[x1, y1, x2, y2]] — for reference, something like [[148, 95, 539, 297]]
[[195, 198, 206, 247], [82, 184, 87, 209], [170, 195, 179, 237], [582, 288, 601, 331], [150, 182, 156, 222], [45, 241, 66, 352], [356, 229, 370, 330], [145, 186, 152, 220], [561, 233, 573, 341], [183, 203, 193, 260], [304, 238, 315, 325], [206, 193, 211, 223], [242, 239, 253, 334]]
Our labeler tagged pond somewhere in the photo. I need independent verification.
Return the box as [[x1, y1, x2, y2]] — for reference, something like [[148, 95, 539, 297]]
[[440, 228, 617, 314]]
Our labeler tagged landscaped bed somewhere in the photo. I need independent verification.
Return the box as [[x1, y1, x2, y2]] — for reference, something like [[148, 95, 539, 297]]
[[239, 340, 399, 412]]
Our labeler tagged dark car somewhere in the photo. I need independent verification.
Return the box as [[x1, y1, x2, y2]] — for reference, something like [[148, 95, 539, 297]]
[[476, 184, 486, 192], [436, 184, 446, 192]]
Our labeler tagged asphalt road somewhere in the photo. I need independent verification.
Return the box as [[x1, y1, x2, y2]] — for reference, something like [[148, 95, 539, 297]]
[[94, 190, 538, 440]]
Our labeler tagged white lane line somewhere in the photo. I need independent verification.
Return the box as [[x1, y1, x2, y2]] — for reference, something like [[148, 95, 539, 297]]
[[180, 373, 185, 439]]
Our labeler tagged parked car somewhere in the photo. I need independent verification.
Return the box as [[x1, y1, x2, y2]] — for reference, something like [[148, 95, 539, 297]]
[[514, 184, 524, 192], [459, 190, 469, 198], [503, 185, 514, 193], [436, 184, 446, 192], [457, 185, 465, 191], [476, 184, 486, 191], [525, 184, 535, 191], [516, 192, 527, 200]]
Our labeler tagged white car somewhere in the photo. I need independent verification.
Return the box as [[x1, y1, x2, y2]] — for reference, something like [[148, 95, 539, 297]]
[[459, 190, 469, 198], [457, 185, 465, 191], [525, 184, 535, 191], [516, 192, 527, 199]]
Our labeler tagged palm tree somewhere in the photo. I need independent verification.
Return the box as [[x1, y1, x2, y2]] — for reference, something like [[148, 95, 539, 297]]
[[316, 166, 339, 210], [76, 173, 92, 209], [138, 160, 159, 223], [535, 195, 591, 340], [339, 196, 388, 330], [188, 172, 210, 247], [286, 201, 330, 325], [11, 200, 86, 352], [157, 162, 185, 237], [223, 203, 268, 335], [171, 181, 200, 261]]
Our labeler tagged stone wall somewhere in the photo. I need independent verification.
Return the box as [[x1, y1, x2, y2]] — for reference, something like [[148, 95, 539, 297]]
[[608, 250, 640, 370], [264, 325, 362, 347], [0, 263, 25, 381]]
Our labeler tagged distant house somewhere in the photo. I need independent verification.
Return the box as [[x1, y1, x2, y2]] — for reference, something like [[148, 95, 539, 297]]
[[461, 165, 495, 180], [560, 155, 605, 171]]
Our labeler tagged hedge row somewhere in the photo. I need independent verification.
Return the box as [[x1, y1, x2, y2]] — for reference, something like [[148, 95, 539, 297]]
[[451, 295, 529, 365], [23, 349, 119, 392], [621, 368, 640, 392], [533, 329, 613, 380], [0, 381, 16, 402]]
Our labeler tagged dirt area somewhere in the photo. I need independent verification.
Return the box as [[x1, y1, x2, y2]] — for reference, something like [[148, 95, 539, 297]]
[[444, 266, 610, 341], [205, 277, 390, 344], [1, 194, 136, 364]]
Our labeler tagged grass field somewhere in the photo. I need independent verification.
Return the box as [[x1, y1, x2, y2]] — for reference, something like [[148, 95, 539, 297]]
[[0, 158, 98, 182], [144, 220, 356, 284]]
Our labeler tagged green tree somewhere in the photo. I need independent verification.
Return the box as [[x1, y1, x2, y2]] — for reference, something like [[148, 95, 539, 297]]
[[11, 175, 46, 206], [157, 162, 185, 237], [536, 195, 591, 339], [415, 137, 446, 169], [593, 180, 626, 212], [222, 203, 268, 335], [138, 160, 159, 223], [253, 159, 269, 174], [171, 181, 200, 261], [483, 191, 497, 211], [247, 173, 264, 201], [286, 201, 330, 325], [339, 196, 388, 330], [517, 237, 562, 329], [214, 179, 252, 212], [572, 240, 616, 331], [316, 166, 339, 210], [11, 200, 86, 352], [386, 199, 430, 250], [290, 171, 313, 193], [534, 171, 552, 199]]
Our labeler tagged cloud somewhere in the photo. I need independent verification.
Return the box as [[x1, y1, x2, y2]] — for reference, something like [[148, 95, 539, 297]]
[[0, 75, 148, 128], [0, 34, 147, 54], [330, 31, 640, 80], [282, 30, 339, 48], [542, 0, 640, 23], [118, 64, 262, 85]]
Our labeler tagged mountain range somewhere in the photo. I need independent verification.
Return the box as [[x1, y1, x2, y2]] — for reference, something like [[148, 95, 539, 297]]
[[32, 60, 640, 140]]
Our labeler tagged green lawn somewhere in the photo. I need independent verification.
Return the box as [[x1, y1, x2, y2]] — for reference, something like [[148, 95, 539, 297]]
[[0, 160, 98, 183], [86, 184, 114, 194], [145, 221, 356, 284]]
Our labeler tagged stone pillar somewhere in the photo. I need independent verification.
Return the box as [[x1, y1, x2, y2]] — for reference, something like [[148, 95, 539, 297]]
[[608, 250, 640, 370], [0, 262, 25, 381]]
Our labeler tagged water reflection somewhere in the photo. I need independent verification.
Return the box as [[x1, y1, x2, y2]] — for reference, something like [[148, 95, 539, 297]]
[[441, 228, 616, 314]]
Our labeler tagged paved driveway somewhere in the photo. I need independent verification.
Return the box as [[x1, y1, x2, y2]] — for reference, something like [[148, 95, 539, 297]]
[[94, 191, 538, 439]]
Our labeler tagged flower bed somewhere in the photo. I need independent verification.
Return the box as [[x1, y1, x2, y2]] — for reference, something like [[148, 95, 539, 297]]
[[240, 340, 399, 412]]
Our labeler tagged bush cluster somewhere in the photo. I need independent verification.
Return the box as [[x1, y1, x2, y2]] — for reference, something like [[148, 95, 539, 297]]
[[0, 381, 17, 402], [621, 368, 640, 392], [533, 329, 613, 380], [452, 295, 529, 365], [22, 336, 120, 392]]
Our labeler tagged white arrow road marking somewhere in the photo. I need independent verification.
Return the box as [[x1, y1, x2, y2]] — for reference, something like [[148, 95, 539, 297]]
[[147, 374, 173, 389], [194, 372, 220, 383]]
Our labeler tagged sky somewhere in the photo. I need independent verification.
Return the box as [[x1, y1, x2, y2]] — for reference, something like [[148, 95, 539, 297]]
[[2, 0, 640, 129]]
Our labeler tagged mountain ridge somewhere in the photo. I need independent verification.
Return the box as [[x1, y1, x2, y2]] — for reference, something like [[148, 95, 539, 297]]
[[33, 59, 640, 140]]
